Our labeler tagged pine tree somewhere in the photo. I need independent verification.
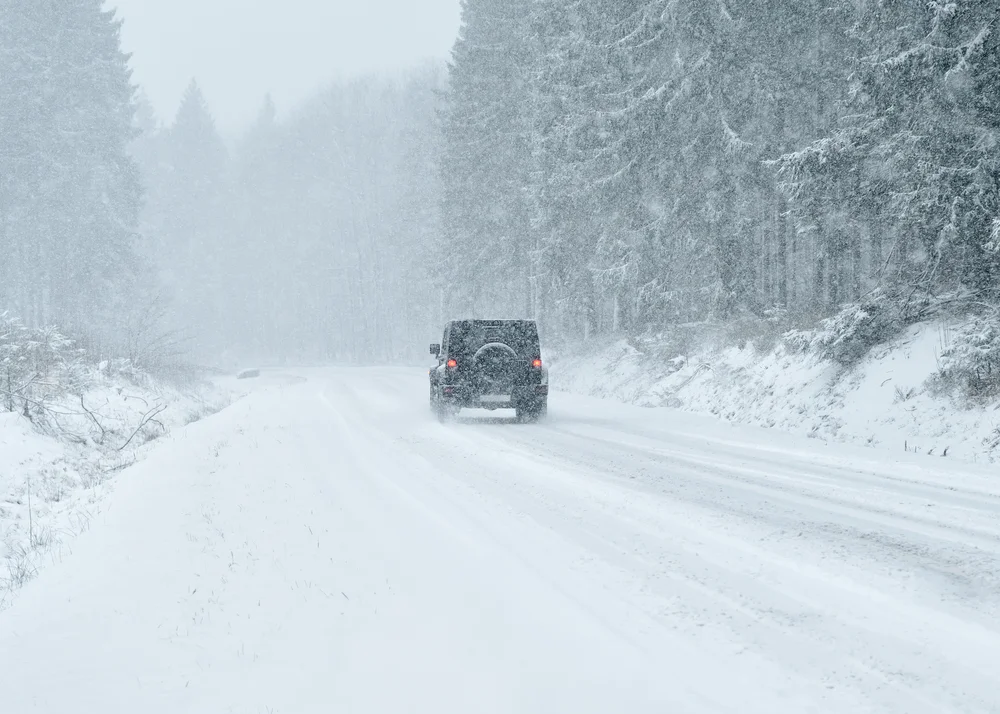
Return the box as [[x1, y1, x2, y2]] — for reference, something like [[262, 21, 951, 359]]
[[439, 0, 539, 319], [131, 91, 167, 267], [390, 65, 449, 351], [0, 0, 141, 334], [231, 94, 286, 357], [158, 80, 231, 354], [0, 0, 42, 322], [528, 0, 605, 337]]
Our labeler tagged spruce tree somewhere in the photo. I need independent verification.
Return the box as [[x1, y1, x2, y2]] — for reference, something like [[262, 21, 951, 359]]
[[159, 80, 230, 353], [0, 0, 141, 333], [439, 0, 538, 318], [232, 94, 285, 356]]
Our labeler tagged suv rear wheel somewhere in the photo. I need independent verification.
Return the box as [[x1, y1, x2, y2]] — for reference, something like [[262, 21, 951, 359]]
[[432, 391, 460, 423], [516, 401, 547, 424]]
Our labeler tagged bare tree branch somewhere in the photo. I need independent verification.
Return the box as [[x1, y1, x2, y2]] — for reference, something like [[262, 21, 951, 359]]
[[79, 395, 108, 444], [118, 404, 168, 452]]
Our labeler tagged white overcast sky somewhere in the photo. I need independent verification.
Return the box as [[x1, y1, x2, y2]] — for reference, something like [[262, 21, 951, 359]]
[[108, 0, 462, 133]]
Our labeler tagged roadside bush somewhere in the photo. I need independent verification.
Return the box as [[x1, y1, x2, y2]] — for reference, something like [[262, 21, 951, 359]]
[[0, 313, 89, 423], [783, 288, 931, 365], [722, 308, 795, 352], [932, 318, 1000, 400], [0, 313, 191, 449]]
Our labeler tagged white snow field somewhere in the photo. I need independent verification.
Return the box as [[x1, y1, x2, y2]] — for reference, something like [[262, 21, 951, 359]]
[[1, 367, 999, 714]]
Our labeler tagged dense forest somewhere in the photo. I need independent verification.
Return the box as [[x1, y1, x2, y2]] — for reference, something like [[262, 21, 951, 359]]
[[439, 0, 1000, 341], [1, 1, 998, 364]]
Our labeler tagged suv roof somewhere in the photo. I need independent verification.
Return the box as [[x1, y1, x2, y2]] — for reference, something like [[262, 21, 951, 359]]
[[446, 319, 537, 328], [445, 319, 540, 359]]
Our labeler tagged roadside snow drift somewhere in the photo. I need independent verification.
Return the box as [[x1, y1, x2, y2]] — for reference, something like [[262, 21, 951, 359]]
[[553, 320, 1000, 464], [0, 370, 233, 607], [1, 367, 999, 713]]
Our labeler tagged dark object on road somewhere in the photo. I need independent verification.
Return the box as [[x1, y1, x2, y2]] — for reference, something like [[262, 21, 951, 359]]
[[429, 319, 548, 423], [237, 368, 261, 380]]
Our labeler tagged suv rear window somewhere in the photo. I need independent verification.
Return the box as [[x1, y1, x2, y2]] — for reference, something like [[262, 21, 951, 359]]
[[448, 321, 540, 359]]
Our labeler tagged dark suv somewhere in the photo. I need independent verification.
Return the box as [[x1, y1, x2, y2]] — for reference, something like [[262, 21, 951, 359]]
[[430, 319, 549, 423]]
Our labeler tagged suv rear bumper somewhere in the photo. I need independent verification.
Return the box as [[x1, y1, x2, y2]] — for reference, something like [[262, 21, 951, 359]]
[[438, 384, 548, 410]]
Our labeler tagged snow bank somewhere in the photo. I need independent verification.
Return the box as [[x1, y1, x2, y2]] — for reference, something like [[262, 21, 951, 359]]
[[551, 320, 1000, 465], [0, 368, 239, 607]]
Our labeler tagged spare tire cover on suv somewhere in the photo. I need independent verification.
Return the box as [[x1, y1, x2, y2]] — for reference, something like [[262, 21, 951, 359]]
[[473, 342, 519, 391]]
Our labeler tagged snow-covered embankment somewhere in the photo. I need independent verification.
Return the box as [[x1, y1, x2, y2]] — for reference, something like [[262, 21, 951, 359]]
[[551, 320, 1000, 465], [0, 365, 237, 606]]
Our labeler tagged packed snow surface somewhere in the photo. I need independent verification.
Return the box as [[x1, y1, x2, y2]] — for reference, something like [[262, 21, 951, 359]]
[[1, 367, 999, 713]]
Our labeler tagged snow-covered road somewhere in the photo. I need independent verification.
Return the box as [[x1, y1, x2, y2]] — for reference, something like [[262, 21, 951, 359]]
[[2, 367, 999, 713]]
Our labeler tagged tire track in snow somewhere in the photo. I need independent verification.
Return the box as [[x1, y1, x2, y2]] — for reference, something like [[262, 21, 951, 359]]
[[333, 368, 1000, 713]]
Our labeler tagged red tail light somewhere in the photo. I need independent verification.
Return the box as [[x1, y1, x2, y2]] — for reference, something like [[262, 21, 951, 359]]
[[532, 358, 542, 368], [447, 358, 458, 369]]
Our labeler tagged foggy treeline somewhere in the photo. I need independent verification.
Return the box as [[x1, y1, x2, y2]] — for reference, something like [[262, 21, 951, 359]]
[[1, 1, 444, 365], [1, 1, 998, 366], [134, 69, 444, 363]]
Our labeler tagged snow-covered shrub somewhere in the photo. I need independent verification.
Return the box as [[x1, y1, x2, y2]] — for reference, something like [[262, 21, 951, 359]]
[[783, 289, 930, 365], [99, 357, 154, 388], [0, 313, 89, 423], [782, 328, 815, 355], [932, 318, 1000, 399], [722, 309, 794, 353]]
